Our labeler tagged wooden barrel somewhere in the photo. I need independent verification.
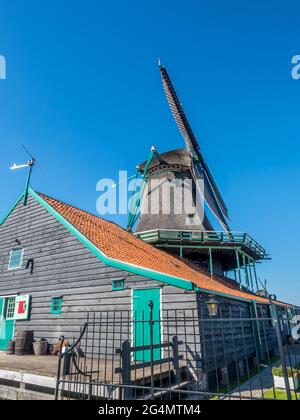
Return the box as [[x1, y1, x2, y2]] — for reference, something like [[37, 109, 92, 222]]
[[33, 341, 48, 356], [6, 340, 15, 355], [14, 330, 34, 355]]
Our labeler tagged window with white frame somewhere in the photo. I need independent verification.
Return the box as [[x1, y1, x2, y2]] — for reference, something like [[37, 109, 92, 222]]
[[6, 297, 16, 319], [8, 248, 24, 270]]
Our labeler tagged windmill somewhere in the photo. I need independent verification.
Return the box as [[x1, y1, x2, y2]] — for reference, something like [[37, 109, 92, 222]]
[[127, 62, 229, 234], [158, 63, 230, 232]]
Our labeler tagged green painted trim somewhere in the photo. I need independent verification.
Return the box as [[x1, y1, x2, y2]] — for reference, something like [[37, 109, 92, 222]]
[[112, 279, 125, 291], [242, 254, 249, 288], [23, 164, 33, 206], [51, 296, 62, 315], [238, 249, 258, 261], [235, 249, 242, 289], [247, 257, 254, 292], [269, 303, 277, 320], [127, 148, 156, 231], [208, 248, 213, 277], [0, 192, 25, 226], [252, 261, 259, 293], [29, 189, 193, 291]]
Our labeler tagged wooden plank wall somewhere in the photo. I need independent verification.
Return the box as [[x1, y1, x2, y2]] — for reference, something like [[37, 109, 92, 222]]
[[0, 195, 288, 390], [0, 196, 196, 346]]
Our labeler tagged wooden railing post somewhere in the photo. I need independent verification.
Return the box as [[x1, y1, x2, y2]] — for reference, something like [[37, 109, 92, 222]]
[[172, 336, 181, 384], [54, 335, 65, 400], [120, 340, 132, 400], [148, 301, 155, 399]]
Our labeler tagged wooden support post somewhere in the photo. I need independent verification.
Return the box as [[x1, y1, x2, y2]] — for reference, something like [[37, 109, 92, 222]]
[[271, 303, 292, 400], [242, 254, 249, 289], [250, 302, 263, 362], [238, 360, 245, 378], [55, 336, 65, 400], [252, 262, 259, 292], [179, 247, 183, 259]]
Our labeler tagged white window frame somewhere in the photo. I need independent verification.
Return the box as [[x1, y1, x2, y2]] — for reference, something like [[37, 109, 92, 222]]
[[8, 248, 24, 270]]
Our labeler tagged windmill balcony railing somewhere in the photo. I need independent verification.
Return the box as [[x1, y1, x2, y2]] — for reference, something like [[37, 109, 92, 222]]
[[135, 229, 266, 259]]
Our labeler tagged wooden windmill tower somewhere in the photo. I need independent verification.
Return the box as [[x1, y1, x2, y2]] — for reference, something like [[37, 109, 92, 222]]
[[128, 63, 268, 290]]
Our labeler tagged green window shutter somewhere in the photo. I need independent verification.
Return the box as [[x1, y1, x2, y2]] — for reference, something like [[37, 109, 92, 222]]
[[112, 279, 125, 291], [8, 248, 24, 270], [51, 297, 62, 315]]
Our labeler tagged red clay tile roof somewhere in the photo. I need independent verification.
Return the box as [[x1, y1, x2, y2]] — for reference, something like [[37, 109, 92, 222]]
[[37, 192, 271, 304]]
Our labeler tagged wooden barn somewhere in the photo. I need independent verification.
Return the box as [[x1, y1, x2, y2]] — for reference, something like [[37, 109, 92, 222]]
[[0, 186, 285, 346], [0, 187, 297, 392]]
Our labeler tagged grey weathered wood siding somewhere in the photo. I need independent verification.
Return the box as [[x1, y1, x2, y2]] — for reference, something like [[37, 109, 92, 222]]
[[0, 195, 197, 344], [0, 194, 288, 390]]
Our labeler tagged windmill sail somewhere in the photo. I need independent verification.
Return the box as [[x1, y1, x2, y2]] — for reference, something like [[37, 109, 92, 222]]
[[159, 64, 230, 231]]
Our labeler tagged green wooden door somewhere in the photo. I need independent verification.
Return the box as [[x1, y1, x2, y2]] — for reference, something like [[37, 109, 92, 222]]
[[0, 298, 14, 350], [133, 288, 161, 362]]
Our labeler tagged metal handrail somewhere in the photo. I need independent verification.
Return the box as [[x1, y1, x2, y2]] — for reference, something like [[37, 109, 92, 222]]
[[135, 229, 266, 257]]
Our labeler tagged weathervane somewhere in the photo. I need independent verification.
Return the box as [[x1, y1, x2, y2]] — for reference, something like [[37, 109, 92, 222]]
[[10, 145, 36, 206]]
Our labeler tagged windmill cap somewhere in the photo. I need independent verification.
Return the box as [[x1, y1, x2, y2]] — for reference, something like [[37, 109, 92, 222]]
[[138, 148, 191, 172]]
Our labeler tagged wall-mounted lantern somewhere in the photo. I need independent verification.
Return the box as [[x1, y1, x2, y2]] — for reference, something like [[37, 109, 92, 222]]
[[206, 296, 219, 317]]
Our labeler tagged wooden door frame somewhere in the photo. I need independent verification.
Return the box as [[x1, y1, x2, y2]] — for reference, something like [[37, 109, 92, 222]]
[[131, 287, 163, 361], [0, 295, 16, 350]]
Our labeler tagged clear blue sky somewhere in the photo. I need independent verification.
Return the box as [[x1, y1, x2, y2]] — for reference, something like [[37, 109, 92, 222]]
[[0, 0, 299, 304]]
